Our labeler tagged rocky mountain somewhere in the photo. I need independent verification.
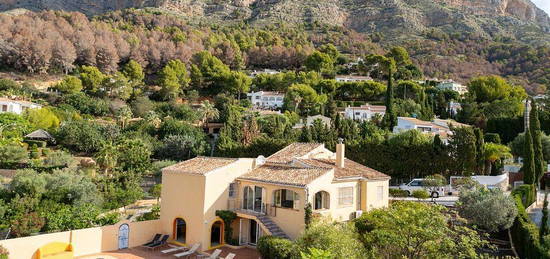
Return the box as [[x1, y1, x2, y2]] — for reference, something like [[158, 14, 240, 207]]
[[2, 0, 548, 43]]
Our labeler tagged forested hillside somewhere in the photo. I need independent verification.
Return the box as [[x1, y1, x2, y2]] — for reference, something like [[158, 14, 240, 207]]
[[0, 8, 548, 93]]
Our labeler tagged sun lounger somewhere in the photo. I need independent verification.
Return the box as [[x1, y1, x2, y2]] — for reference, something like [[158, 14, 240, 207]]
[[196, 249, 222, 259], [141, 234, 161, 247], [224, 253, 236, 259], [161, 244, 188, 254], [174, 243, 200, 258], [147, 235, 169, 249]]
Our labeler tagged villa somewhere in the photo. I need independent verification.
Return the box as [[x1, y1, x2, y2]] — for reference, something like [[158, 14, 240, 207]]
[[335, 75, 372, 83], [344, 104, 386, 121], [393, 117, 469, 142], [436, 80, 468, 95], [160, 141, 390, 250], [0, 97, 41, 115], [246, 91, 285, 109], [0, 142, 390, 258]]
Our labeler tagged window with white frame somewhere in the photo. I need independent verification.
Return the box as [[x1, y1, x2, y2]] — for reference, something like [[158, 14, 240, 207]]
[[338, 187, 353, 206], [377, 186, 384, 200], [228, 183, 236, 198], [273, 189, 299, 209]]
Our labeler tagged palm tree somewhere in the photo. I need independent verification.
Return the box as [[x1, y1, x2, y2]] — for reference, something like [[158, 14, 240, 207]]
[[95, 142, 118, 176], [483, 143, 512, 175], [199, 100, 220, 128]]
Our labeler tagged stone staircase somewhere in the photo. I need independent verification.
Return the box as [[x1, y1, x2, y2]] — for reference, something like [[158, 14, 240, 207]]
[[256, 214, 289, 239]]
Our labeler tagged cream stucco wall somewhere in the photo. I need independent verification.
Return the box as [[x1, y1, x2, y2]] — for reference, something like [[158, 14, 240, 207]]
[[0, 220, 161, 259], [160, 158, 255, 251], [238, 179, 307, 239], [308, 177, 361, 222], [363, 179, 389, 211]]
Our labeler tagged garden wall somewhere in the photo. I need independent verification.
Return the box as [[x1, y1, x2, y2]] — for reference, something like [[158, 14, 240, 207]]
[[0, 219, 161, 259]]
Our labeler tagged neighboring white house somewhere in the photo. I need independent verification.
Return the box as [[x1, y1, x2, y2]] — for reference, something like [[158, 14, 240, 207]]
[[293, 115, 332, 129], [437, 80, 468, 95], [344, 104, 386, 121], [250, 69, 280, 77], [449, 101, 461, 116], [393, 117, 469, 142], [247, 91, 285, 109], [335, 75, 372, 83], [0, 98, 41, 115]]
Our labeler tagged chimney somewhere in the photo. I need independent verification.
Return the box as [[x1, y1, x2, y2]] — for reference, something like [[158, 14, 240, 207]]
[[336, 138, 345, 168]]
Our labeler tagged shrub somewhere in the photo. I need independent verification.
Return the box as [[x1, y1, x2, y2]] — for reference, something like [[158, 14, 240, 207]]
[[295, 219, 365, 259], [136, 205, 160, 222], [95, 212, 121, 225], [0, 144, 28, 164], [412, 189, 430, 200], [29, 144, 40, 159], [457, 187, 517, 232], [389, 188, 408, 197], [25, 140, 46, 148], [43, 150, 73, 167], [0, 244, 8, 259], [257, 236, 296, 259]]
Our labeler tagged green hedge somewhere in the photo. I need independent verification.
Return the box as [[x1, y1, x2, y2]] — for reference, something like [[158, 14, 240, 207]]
[[389, 188, 409, 197], [257, 236, 296, 259], [511, 184, 536, 207], [510, 194, 550, 258]]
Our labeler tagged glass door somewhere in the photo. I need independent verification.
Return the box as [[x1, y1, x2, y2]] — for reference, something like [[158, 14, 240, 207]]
[[254, 186, 264, 213], [249, 220, 258, 245]]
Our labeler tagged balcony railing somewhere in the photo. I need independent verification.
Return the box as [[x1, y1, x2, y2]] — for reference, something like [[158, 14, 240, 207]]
[[228, 199, 276, 217]]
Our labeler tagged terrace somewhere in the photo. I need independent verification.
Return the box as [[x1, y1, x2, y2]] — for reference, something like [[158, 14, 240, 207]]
[[78, 246, 260, 259]]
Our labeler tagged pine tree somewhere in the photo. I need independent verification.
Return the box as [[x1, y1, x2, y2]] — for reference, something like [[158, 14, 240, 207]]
[[530, 99, 546, 185], [523, 129, 536, 185], [383, 66, 397, 131]]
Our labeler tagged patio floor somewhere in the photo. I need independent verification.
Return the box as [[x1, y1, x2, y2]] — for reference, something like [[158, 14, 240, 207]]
[[77, 245, 260, 259]]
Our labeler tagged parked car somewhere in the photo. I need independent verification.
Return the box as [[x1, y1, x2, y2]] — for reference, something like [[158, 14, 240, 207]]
[[397, 178, 447, 198]]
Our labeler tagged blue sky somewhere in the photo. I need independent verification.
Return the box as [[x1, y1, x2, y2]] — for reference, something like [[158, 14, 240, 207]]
[[533, 0, 550, 15]]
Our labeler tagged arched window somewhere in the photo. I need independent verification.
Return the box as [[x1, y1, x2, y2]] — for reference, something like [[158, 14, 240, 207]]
[[273, 189, 299, 209], [314, 191, 330, 210], [173, 218, 186, 243]]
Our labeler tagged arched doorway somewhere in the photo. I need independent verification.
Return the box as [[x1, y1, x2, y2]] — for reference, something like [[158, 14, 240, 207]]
[[210, 220, 224, 247], [118, 224, 129, 249], [314, 191, 330, 210], [173, 218, 186, 243]]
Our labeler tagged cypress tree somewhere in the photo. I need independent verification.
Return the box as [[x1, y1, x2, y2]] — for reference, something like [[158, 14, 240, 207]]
[[530, 99, 546, 184], [523, 129, 536, 185], [540, 192, 549, 242], [383, 65, 397, 131], [474, 128, 485, 175], [300, 126, 313, 142]]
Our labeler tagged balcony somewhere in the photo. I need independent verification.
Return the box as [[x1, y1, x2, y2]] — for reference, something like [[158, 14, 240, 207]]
[[227, 199, 277, 217]]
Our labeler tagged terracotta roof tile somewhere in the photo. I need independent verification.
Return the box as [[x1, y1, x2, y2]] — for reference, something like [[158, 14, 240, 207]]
[[238, 164, 331, 187], [297, 158, 390, 180], [266, 143, 324, 163], [163, 157, 238, 175]]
